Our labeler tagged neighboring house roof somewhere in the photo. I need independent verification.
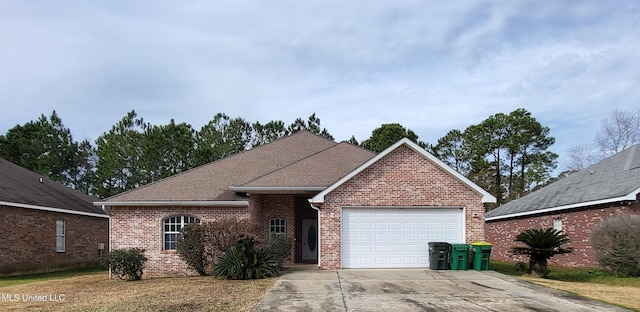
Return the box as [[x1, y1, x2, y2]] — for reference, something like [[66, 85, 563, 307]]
[[97, 131, 375, 205], [310, 138, 498, 205], [0, 157, 108, 218], [486, 144, 640, 221]]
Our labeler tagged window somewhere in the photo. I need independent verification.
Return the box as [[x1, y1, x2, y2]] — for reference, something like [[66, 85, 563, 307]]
[[163, 216, 200, 250], [269, 218, 286, 235], [553, 218, 563, 231], [56, 220, 65, 252]]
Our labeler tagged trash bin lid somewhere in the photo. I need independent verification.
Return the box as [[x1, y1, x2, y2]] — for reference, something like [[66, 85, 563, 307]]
[[470, 241, 492, 246], [450, 244, 469, 250], [428, 242, 451, 247]]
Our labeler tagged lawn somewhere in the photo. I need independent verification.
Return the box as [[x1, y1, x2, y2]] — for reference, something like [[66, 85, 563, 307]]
[[0, 270, 276, 312], [491, 261, 640, 311]]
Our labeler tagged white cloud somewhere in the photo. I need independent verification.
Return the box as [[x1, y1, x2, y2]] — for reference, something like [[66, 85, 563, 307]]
[[1, 0, 639, 171]]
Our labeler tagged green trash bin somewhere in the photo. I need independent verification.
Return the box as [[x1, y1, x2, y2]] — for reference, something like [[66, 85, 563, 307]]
[[470, 242, 492, 270], [450, 244, 469, 270]]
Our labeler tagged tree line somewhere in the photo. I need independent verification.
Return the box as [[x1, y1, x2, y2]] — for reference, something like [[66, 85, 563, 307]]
[[14, 108, 635, 209], [430, 108, 557, 207], [0, 111, 334, 198]]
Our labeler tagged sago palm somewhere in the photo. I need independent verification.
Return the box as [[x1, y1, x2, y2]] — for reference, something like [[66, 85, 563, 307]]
[[512, 228, 573, 278]]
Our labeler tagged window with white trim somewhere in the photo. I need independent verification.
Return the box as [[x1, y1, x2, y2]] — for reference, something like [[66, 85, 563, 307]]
[[269, 218, 286, 235], [163, 216, 200, 250], [56, 220, 65, 252], [553, 218, 563, 232]]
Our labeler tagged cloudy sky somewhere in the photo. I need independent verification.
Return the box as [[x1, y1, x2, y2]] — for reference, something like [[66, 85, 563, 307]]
[[1, 1, 639, 169]]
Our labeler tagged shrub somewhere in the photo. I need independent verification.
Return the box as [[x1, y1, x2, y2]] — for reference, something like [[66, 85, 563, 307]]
[[590, 214, 640, 277], [176, 224, 207, 276], [175, 218, 262, 275], [266, 234, 293, 264], [212, 236, 280, 280], [201, 218, 262, 261], [100, 248, 148, 281], [512, 228, 573, 278]]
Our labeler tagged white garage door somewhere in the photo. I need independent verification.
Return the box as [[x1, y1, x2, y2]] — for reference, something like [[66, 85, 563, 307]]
[[342, 207, 463, 268]]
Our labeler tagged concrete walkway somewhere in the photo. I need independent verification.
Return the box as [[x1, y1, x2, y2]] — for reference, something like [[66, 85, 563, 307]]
[[253, 266, 630, 311]]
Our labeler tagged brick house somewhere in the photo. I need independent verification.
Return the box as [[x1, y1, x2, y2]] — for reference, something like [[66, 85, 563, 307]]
[[96, 132, 495, 277], [0, 158, 109, 275], [485, 144, 640, 267]]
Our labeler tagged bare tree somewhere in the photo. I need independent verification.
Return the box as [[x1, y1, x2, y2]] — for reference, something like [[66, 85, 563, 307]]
[[563, 143, 600, 172], [594, 109, 640, 155]]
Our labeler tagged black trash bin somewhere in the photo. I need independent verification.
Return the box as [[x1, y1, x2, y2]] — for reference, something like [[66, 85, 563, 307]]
[[428, 242, 451, 270]]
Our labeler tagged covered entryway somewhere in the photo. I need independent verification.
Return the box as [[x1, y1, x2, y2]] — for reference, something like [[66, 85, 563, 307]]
[[341, 207, 464, 268]]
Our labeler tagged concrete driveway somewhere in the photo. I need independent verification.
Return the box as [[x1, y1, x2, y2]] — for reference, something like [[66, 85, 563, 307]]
[[253, 266, 629, 312]]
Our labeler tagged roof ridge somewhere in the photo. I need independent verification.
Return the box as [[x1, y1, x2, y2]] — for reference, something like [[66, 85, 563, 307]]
[[337, 139, 377, 154], [623, 144, 638, 171], [237, 141, 340, 187]]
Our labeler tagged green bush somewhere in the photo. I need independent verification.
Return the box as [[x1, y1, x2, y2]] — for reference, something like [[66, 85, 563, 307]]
[[512, 228, 573, 278], [266, 234, 293, 264], [590, 214, 640, 277], [100, 248, 148, 281], [212, 236, 280, 280], [176, 224, 207, 276]]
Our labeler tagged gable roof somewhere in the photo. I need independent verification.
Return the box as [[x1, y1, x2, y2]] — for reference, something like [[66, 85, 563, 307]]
[[310, 138, 497, 205], [97, 132, 374, 205], [0, 158, 108, 218], [486, 144, 640, 221]]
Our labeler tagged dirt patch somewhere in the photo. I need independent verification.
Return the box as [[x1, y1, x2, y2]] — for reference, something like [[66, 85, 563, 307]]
[[522, 276, 640, 311], [0, 272, 276, 311]]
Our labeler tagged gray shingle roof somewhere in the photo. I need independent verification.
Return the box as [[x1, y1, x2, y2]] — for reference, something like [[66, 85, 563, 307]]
[[486, 144, 640, 220], [0, 158, 106, 216], [105, 132, 374, 202], [239, 142, 375, 188]]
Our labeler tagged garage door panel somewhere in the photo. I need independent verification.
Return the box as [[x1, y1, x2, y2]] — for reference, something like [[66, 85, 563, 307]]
[[403, 222, 416, 230], [342, 207, 463, 268], [375, 222, 387, 230], [374, 233, 386, 241]]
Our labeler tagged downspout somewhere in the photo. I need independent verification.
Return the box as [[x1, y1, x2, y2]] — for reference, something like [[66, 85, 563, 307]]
[[104, 205, 112, 280], [309, 202, 322, 268]]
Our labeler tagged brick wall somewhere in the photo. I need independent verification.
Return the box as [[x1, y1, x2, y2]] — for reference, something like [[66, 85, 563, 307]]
[[319, 145, 486, 269], [109, 206, 249, 278], [485, 199, 640, 267], [0, 205, 108, 275]]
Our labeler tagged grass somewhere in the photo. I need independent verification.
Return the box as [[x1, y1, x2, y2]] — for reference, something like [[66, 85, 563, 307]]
[[0, 269, 276, 311], [491, 261, 640, 286], [491, 260, 640, 311], [0, 266, 107, 287]]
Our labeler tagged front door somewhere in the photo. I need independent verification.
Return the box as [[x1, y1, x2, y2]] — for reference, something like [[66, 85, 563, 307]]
[[301, 219, 318, 262]]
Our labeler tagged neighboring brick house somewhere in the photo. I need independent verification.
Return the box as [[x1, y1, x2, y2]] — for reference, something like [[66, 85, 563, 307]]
[[0, 158, 109, 275], [97, 132, 496, 277], [486, 144, 640, 268]]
